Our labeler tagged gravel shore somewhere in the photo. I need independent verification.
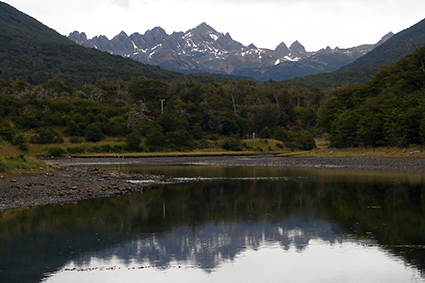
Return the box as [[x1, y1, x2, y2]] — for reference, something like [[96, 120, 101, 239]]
[[1, 155, 424, 211], [52, 155, 425, 173]]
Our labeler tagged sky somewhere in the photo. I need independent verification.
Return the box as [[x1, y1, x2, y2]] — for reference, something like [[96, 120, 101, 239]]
[[3, 0, 425, 51]]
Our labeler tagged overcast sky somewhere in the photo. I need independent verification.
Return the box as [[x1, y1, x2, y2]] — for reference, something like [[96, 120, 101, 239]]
[[3, 0, 425, 51]]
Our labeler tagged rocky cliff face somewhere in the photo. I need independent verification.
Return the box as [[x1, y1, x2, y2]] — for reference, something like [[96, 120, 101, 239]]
[[68, 23, 392, 81]]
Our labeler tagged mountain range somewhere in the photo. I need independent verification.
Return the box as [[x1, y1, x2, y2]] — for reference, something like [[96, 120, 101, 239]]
[[69, 23, 393, 81], [2, 0, 424, 86], [0, 1, 182, 85], [283, 17, 425, 88]]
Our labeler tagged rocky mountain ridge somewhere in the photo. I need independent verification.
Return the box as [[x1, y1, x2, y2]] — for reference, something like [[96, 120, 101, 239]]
[[69, 23, 393, 81]]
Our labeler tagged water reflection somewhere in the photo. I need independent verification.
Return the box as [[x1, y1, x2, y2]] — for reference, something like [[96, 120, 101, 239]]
[[69, 216, 346, 271], [1, 167, 425, 282]]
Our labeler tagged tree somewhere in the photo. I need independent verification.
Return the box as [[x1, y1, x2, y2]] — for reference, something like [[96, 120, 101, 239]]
[[84, 123, 104, 142], [125, 130, 142, 151], [126, 101, 152, 130]]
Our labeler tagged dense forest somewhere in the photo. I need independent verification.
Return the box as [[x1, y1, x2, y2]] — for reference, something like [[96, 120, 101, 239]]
[[319, 44, 425, 148], [0, 77, 323, 155], [2, 42, 425, 155]]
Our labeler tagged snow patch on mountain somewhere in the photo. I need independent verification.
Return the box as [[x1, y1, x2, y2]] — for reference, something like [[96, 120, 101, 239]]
[[68, 23, 393, 81]]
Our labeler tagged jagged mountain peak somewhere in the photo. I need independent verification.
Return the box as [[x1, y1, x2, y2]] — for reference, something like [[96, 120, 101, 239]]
[[68, 31, 86, 41], [187, 22, 221, 41], [146, 26, 168, 36], [118, 31, 128, 37], [376, 32, 395, 46], [275, 42, 290, 54], [68, 22, 393, 81], [195, 22, 213, 30], [289, 40, 306, 55]]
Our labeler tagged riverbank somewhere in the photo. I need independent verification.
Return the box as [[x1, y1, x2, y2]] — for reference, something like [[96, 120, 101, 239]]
[[52, 155, 425, 173], [1, 155, 424, 211]]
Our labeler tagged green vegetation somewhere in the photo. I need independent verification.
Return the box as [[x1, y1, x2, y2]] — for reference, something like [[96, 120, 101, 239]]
[[281, 67, 381, 90], [318, 43, 425, 148], [339, 18, 425, 72], [283, 18, 425, 89], [0, 2, 183, 85], [0, 77, 322, 157], [0, 141, 56, 174], [2, 0, 425, 160]]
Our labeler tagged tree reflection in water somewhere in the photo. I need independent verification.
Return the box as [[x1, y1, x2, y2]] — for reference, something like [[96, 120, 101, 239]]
[[1, 167, 425, 282]]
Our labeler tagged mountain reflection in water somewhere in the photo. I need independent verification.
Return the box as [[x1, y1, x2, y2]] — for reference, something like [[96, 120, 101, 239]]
[[1, 166, 425, 283], [71, 217, 345, 272]]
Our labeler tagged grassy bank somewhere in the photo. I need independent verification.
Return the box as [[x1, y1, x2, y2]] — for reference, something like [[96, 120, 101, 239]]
[[29, 136, 425, 159], [278, 139, 425, 158], [28, 138, 288, 158], [0, 142, 57, 175], [1, 138, 423, 176]]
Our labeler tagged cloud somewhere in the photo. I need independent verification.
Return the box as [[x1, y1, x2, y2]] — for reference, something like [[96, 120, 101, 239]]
[[111, 0, 131, 9], [4, 0, 425, 51]]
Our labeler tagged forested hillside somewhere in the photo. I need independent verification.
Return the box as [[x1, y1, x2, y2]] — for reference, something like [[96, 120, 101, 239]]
[[318, 43, 425, 148], [283, 17, 425, 89], [338, 18, 425, 72], [0, 78, 322, 154], [0, 2, 182, 85]]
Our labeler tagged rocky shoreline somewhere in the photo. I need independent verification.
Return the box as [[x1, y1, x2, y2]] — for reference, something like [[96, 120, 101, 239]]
[[0, 166, 193, 211], [1, 155, 424, 211]]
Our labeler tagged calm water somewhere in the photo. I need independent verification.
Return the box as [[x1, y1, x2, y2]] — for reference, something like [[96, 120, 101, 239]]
[[1, 165, 425, 283]]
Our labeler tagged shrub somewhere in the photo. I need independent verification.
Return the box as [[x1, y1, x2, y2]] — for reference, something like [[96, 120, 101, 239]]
[[273, 127, 291, 142], [84, 123, 104, 142], [48, 147, 66, 157], [125, 131, 142, 151], [291, 131, 316, 150], [166, 129, 194, 150], [0, 121, 14, 141], [30, 128, 64, 144], [220, 137, 243, 151], [11, 134, 28, 151], [104, 117, 128, 137], [69, 136, 83, 143], [144, 125, 166, 151], [64, 120, 82, 137], [67, 146, 85, 154], [259, 127, 274, 139]]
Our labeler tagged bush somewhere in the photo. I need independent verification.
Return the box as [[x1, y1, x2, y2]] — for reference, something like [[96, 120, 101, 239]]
[[220, 137, 243, 151], [104, 117, 128, 137], [84, 123, 104, 142], [0, 159, 6, 172], [291, 131, 316, 150], [48, 147, 66, 157], [30, 128, 64, 144], [144, 125, 166, 152], [69, 136, 83, 143], [259, 127, 274, 139], [166, 129, 194, 150], [273, 127, 291, 142], [11, 134, 28, 151], [64, 120, 82, 137], [273, 128, 316, 150], [0, 121, 14, 142], [125, 131, 142, 151], [67, 146, 85, 154]]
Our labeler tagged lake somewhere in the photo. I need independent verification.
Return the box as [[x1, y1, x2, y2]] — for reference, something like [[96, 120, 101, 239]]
[[1, 164, 425, 282]]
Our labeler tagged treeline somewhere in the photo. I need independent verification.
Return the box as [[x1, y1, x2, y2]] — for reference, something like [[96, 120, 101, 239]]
[[318, 43, 425, 148], [0, 77, 324, 153]]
